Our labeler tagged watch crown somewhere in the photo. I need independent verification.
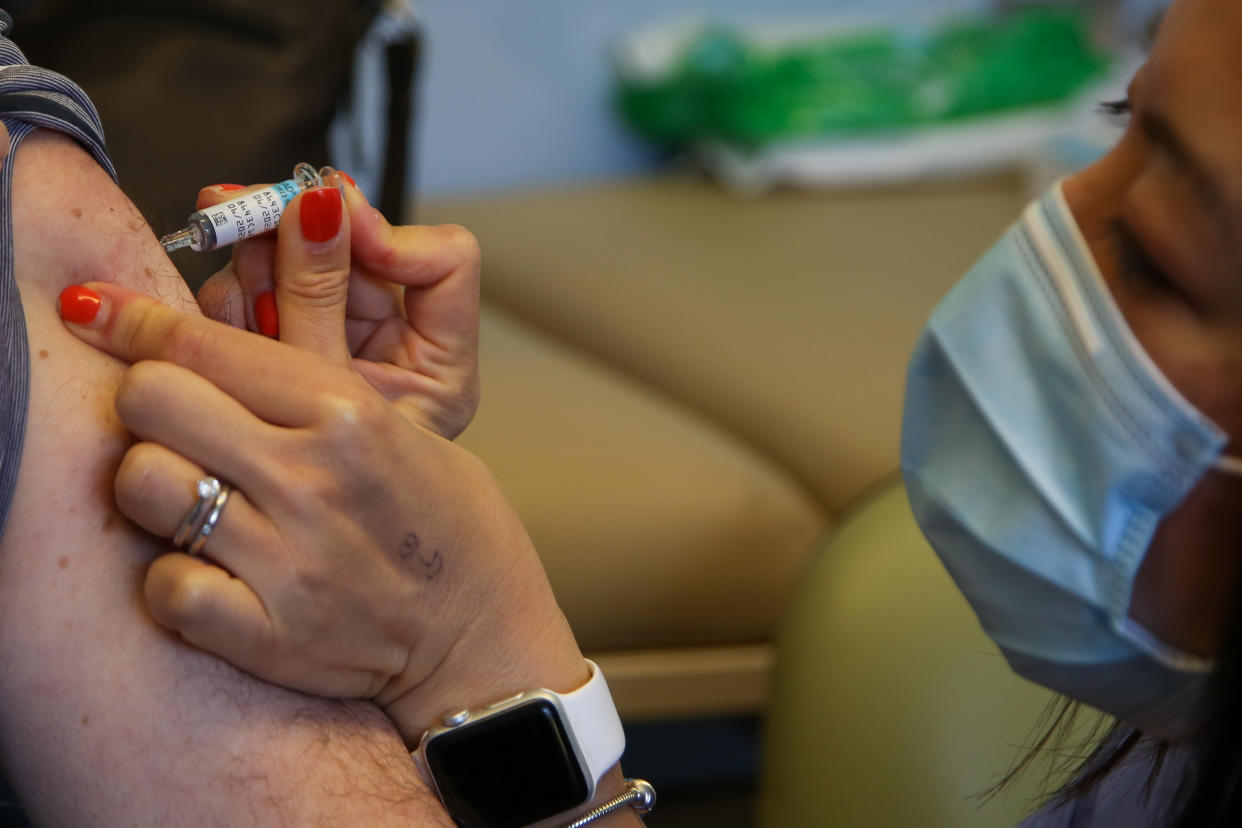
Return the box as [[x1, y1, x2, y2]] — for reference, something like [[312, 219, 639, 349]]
[[442, 709, 470, 727]]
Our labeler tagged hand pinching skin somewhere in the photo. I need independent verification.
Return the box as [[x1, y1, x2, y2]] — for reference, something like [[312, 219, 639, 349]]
[[58, 280, 584, 745]]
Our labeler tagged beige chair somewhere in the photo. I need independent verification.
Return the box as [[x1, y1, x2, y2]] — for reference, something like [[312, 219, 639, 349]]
[[759, 479, 1071, 828], [423, 173, 1030, 720]]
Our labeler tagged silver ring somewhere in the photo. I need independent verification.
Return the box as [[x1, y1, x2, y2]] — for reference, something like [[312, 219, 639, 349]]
[[187, 485, 231, 556], [174, 476, 231, 556], [173, 477, 221, 548]]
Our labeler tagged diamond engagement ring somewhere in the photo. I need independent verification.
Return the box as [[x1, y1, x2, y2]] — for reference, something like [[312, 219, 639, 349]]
[[174, 476, 232, 556]]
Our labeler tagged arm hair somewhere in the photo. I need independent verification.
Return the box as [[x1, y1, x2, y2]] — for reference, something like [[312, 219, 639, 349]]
[[0, 130, 453, 827]]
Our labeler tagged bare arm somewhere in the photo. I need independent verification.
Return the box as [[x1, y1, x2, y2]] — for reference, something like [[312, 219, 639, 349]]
[[0, 130, 454, 826]]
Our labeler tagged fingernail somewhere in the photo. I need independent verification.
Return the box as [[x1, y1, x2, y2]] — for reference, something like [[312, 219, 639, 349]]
[[300, 186, 342, 243], [212, 183, 246, 191], [339, 171, 356, 188], [58, 284, 102, 325], [254, 290, 279, 338]]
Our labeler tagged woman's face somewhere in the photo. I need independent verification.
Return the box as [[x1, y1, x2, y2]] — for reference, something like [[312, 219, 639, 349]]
[[1064, 0, 1242, 658]]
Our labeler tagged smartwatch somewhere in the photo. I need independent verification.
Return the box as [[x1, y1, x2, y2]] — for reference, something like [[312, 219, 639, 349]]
[[415, 660, 626, 828]]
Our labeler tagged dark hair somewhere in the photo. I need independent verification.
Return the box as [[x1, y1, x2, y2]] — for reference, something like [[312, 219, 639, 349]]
[[978, 700, 1166, 816], [1169, 561, 1242, 827], [990, 551, 1242, 826]]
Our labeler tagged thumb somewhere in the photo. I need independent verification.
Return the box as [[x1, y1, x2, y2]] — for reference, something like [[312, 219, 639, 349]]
[[272, 184, 352, 362]]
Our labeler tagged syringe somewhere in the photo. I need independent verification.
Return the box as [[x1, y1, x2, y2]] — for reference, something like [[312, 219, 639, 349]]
[[160, 161, 338, 253]]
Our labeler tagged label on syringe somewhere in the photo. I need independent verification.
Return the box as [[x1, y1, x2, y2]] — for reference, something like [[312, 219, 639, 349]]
[[199, 179, 301, 248]]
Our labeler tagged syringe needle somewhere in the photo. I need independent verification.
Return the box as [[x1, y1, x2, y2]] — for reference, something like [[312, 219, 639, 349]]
[[160, 227, 195, 252]]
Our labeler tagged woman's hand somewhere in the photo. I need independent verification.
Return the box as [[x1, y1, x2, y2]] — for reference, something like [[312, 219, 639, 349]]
[[194, 175, 480, 440], [55, 182, 584, 745], [57, 279, 584, 745]]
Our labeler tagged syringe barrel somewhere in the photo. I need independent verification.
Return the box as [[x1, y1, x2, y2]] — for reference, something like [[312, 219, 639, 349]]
[[189, 178, 303, 251]]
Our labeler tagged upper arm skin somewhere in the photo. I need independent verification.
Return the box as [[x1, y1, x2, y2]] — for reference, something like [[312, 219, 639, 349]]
[[0, 131, 451, 826]]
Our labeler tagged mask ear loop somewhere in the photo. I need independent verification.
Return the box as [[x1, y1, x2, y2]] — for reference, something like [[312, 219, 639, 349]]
[[1214, 455, 1242, 477]]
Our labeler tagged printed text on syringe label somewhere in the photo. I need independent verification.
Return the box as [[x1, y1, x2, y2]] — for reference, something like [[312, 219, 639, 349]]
[[202, 179, 301, 247]]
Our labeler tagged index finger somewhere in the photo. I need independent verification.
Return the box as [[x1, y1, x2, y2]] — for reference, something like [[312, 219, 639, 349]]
[[57, 280, 360, 427], [341, 184, 480, 352]]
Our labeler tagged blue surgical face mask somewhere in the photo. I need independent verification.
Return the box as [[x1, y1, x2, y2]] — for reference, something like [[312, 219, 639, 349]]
[[901, 182, 1242, 741]]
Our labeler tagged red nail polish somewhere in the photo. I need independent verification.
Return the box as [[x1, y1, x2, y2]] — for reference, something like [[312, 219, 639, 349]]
[[339, 171, 357, 188], [213, 183, 246, 191], [300, 187, 343, 243], [254, 290, 279, 338], [58, 285, 102, 325]]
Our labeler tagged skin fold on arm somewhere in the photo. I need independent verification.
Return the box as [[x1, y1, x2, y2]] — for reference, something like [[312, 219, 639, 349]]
[[0, 129, 454, 826]]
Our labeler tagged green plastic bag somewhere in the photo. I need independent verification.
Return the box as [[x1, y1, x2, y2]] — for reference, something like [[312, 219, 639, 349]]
[[617, 7, 1110, 150]]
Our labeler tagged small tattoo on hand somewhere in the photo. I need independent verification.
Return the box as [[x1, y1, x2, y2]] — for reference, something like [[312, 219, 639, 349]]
[[400, 532, 443, 580]]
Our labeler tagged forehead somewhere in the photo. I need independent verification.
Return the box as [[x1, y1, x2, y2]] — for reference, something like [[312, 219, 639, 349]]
[[1143, 0, 1242, 211], [1146, 0, 1242, 137]]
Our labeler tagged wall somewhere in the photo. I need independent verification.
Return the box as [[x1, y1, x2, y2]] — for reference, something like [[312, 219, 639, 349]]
[[410, 1, 987, 197], [407, 0, 1162, 197]]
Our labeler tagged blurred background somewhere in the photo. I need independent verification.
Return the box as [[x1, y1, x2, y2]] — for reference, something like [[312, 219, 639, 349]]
[[2, 1, 1166, 826], [410, 0, 1157, 197]]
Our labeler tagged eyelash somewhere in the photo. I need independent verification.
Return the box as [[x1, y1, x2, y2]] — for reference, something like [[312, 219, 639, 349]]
[[1098, 98, 1131, 116], [1098, 98, 1132, 126]]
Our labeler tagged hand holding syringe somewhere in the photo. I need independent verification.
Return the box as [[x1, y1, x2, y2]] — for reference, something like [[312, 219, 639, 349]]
[[160, 162, 339, 253], [162, 162, 482, 440]]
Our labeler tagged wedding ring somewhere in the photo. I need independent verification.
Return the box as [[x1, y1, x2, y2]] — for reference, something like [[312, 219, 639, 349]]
[[174, 476, 231, 556]]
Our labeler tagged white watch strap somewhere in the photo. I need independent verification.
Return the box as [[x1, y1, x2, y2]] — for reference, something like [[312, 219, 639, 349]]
[[559, 659, 625, 787]]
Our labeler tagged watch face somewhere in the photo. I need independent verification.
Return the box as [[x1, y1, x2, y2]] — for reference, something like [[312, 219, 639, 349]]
[[425, 698, 590, 828]]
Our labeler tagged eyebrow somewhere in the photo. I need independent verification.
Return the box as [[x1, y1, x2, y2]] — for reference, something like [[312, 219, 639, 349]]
[[1139, 105, 1232, 216]]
